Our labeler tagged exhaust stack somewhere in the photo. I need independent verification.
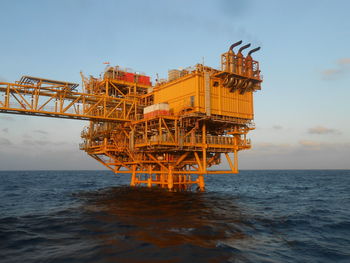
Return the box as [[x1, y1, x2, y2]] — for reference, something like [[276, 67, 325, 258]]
[[247, 47, 261, 57], [238, 43, 251, 54], [246, 47, 261, 78], [229, 40, 243, 52]]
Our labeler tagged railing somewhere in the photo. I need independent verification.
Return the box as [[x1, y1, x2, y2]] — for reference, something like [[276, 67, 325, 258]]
[[134, 134, 250, 147], [81, 134, 251, 152], [183, 135, 202, 144], [79, 140, 128, 150], [81, 124, 117, 138], [207, 136, 233, 145]]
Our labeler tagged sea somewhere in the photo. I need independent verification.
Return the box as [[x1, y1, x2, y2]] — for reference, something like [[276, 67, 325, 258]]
[[0, 170, 349, 263]]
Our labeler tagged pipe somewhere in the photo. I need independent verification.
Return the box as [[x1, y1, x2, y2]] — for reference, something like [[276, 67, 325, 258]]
[[247, 47, 261, 56], [229, 40, 243, 51], [238, 43, 251, 54]]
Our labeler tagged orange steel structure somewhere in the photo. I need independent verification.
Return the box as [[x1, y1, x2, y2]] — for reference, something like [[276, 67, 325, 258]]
[[0, 41, 262, 191]]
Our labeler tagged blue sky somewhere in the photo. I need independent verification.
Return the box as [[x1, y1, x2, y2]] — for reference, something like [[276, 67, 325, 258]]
[[0, 0, 349, 169]]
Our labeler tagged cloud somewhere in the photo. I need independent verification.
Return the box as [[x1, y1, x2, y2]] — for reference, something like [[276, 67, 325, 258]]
[[321, 69, 341, 77], [23, 139, 47, 146], [337, 58, 350, 65], [251, 142, 292, 154], [272, 125, 283, 130], [23, 139, 50, 146], [0, 137, 12, 146], [0, 76, 7, 82], [299, 140, 350, 150], [22, 139, 66, 146], [250, 140, 349, 154], [308, 126, 341, 135], [2, 128, 8, 133], [238, 140, 350, 169], [321, 57, 350, 80], [299, 140, 321, 147], [0, 148, 104, 170], [33, 129, 49, 135], [0, 116, 14, 121]]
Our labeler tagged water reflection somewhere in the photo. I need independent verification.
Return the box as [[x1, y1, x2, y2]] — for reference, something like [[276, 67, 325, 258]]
[[76, 186, 252, 262]]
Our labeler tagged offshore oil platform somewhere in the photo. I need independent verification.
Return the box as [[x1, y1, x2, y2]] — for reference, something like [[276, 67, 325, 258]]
[[0, 41, 262, 191]]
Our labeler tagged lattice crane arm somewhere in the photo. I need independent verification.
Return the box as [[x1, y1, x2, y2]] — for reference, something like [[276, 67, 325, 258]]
[[0, 76, 138, 122]]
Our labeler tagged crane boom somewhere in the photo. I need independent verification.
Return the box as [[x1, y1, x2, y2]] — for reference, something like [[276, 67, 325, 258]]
[[0, 76, 138, 122]]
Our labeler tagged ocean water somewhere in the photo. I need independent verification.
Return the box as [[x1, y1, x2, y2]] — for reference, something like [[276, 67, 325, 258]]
[[0, 170, 349, 263]]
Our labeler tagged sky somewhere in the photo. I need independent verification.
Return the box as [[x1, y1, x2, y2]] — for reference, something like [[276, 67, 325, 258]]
[[0, 0, 349, 170]]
